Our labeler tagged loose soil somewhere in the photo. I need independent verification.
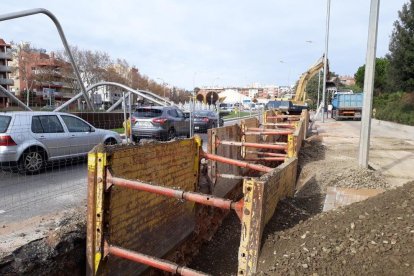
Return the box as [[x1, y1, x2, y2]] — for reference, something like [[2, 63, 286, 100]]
[[0, 207, 86, 276], [191, 123, 414, 275], [257, 180, 414, 275]]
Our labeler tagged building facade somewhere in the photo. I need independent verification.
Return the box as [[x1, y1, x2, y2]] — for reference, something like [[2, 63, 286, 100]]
[[10, 46, 75, 107], [0, 38, 14, 108]]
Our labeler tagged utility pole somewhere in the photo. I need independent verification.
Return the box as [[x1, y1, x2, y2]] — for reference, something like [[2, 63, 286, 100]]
[[317, 70, 321, 117], [321, 0, 331, 123], [359, 0, 380, 168]]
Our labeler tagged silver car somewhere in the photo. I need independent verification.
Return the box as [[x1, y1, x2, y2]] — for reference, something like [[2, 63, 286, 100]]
[[0, 111, 122, 173], [131, 106, 190, 142]]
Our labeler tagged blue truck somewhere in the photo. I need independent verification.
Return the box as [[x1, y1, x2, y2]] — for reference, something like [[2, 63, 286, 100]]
[[331, 93, 363, 120]]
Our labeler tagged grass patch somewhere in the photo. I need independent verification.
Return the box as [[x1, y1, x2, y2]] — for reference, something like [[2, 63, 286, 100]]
[[112, 128, 125, 134], [223, 111, 254, 119]]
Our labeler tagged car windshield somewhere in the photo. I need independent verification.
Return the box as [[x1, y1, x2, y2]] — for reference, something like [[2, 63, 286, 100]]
[[0, 115, 11, 133], [194, 111, 211, 117], [133, 108, 163, 118]]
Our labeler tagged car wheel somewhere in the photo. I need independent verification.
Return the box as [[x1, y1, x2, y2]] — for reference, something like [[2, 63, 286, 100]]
[[19, 149, 45, 174], [104, 138, 118, 145], [167, 128, 176, 140], [132, 135, 140, 143]]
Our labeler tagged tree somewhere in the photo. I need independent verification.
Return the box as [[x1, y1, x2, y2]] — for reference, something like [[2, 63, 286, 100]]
[[354, 57, 389, 95], [57, 46, 111, 88], [10, 42, 41, 104], [387, 1, 414, 92]]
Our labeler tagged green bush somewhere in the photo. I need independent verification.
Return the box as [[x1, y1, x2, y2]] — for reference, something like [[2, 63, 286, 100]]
[[373, 92, 414, 125]]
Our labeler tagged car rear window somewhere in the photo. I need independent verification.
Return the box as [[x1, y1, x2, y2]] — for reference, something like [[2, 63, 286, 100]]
[[133, 108, 163, 118], [0, 115, 11, 133], [195, 111, 211, 117]]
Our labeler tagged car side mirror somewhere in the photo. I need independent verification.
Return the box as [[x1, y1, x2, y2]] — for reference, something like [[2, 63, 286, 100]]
[[90, 127, 95, 132]]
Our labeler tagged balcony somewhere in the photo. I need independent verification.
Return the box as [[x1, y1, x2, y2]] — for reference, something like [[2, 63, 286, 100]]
[[0, 65, 13, 72], [0, 79, 14, 85], [0, 52, 13, 60]]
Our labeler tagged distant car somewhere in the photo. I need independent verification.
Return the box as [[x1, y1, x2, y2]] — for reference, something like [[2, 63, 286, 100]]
[[0, 111, 122, 174], [219, 103, 234, 114], [131, 106, 190, 142], [193, 110, 222, 133]]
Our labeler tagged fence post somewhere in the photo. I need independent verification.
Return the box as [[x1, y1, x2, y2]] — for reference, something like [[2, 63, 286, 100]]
[[86, 146, 107, 276], [238, 179, 265, 275], [287, 134, 295, 158]]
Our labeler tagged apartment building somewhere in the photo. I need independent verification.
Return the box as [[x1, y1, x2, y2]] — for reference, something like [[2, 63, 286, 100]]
[[0, 38, 14, 108], [10, 46, 74, 107]]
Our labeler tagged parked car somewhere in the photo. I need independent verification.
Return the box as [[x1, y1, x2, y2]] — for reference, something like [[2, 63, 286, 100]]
[[0, 111, 122, 174], [193, 110, 222, 133], [131, 106, 190, 142], [219, 103, 234, 114]]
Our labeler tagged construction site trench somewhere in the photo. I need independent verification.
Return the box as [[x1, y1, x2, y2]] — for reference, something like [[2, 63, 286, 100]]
[[1, 111, 414, 275]]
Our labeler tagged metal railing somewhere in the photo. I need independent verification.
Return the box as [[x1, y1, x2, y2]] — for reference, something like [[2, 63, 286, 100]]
[[0, 8, 94, 110]]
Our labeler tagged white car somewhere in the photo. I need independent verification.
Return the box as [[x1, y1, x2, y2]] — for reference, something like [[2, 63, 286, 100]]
[[0, 111, 121, 173]]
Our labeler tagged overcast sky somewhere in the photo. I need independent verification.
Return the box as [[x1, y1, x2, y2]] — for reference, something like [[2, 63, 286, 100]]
[[0, 0, 408, 89]]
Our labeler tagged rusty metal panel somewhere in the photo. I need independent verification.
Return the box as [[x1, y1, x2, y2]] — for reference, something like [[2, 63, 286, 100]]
[[208, 125, 242, 188], [241, 118, 260, 160], [238, 179, 265, 275], [100, 139, 199, 275], [260, 157, 298, 225]]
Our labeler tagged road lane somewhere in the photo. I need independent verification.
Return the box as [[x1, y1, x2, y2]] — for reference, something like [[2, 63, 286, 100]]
[[0, 114, 258, 224], [0, 133, 209, 224]]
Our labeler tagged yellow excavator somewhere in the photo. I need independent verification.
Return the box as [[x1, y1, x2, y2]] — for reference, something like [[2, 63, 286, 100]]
[[270, 56, 327, 114]]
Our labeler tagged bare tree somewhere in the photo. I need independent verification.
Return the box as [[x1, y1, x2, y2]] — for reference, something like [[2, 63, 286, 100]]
[[10, 42, 41, 106], [57, 46, 112, 88]]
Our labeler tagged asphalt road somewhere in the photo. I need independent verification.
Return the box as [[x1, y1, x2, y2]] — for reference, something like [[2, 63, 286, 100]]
[[0, 116, 251, 224], [0, 133, 209, 224]]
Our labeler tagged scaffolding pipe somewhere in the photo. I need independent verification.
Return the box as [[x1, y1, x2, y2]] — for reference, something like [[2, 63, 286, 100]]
[[245, 151, 287, 157], [217, 139, 287, 150], [248, 127, 295, 132], [266, 115, 300, 119], [0, 86, 32, 111], [201, 151, 272, 173], [0, 8, 94, 110], [107, 173, 243, 212], [260, 123, 295, 128], [243, 157, 286, 162], [217, 174, 252, 180], [107, 245, 208, 276], [244, 130, 293, 136]]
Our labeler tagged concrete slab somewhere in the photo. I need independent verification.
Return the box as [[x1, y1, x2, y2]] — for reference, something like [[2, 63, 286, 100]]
[[323, 186, 384, 212]]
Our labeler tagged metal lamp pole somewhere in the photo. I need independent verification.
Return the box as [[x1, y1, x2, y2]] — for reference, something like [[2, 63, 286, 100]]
[[358, 0, 380, 168], [321, 0, 331, 123]]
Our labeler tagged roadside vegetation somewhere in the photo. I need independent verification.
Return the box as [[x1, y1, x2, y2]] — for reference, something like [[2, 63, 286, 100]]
[[373, 92, 414, 125]]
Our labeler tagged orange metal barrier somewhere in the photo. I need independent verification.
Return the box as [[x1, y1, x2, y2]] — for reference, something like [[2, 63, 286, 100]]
[[86, 110, 310, 276]]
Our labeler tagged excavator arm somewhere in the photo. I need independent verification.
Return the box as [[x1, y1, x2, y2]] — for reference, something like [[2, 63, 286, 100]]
[[293, 56, 328, 103]]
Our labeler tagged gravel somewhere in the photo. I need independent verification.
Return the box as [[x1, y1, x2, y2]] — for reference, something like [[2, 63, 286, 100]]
[[257, 180, 414, 275]]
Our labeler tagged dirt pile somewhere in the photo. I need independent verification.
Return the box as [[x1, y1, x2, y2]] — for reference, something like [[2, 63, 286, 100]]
[[257, 181, 414, 275], [297, 138, 390, 199]]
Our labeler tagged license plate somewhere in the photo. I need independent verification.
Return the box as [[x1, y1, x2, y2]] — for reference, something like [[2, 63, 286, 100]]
[[195, 126, 200, 130], [137, 121, 152, 127]]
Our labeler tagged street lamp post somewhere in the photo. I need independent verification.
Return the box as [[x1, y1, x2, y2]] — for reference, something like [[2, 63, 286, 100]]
[[358, 0, 381, 168], [321, 0, 331, 123]]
